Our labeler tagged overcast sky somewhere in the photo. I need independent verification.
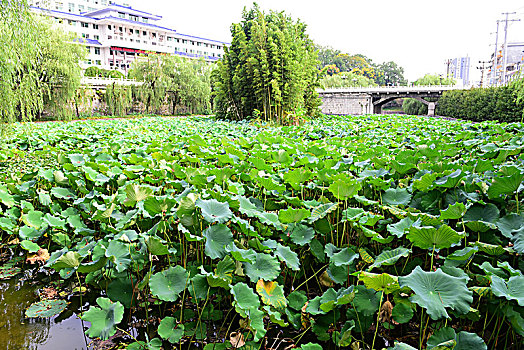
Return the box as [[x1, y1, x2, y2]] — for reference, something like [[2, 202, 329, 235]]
[[130, 0, 524, 82]]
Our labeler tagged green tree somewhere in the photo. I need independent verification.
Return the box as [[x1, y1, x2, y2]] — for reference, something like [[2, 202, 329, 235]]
[[212, 3, 321, 122], [373, 61, 407, 86], [130, 55, 211, 115], [0, 1, 85, 124], [320, 72, 377, 88]]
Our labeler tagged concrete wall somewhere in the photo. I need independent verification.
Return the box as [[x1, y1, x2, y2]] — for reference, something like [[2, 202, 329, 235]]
[[319, 93, 372, 115]]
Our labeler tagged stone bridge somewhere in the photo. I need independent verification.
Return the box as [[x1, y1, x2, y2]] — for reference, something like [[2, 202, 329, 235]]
[[317, 85, 461, 116]]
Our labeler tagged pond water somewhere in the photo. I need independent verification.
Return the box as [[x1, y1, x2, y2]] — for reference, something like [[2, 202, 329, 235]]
[[0, 276, 90, 350]]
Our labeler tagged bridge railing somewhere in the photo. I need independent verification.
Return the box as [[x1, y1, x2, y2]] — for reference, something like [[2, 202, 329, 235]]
[[318, 85, 462, 93], [81, 76, 143, 86]]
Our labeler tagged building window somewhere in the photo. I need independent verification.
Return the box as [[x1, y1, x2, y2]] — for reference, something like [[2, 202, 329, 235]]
[[93, 24, 98, 29], [129, 15, 138, 21], [167, 36, 172, 41], [217, 46, 221, 50], [94, 47, 100, 54], [88, 7, 95, 11], [135, 29, 139, 34], [101, 0, 107, 5], [142, 17, 148, 23], [136, 39, 140, 43], [86, 46, 91, 53], [68, 3, 74, 12], [94, 35, 99, 40], [78, 4, 84, 12], [81, 22, 88, 28], [142, 31, 147, 36], [197, 42, 201, 46], [108, 25, 112, 30], [95, 60, 101, 65], [176, 38, 180, 43], [68, 20, 76, 26], [129, 28, 133, 34], [118, 12, 125, 19], [191, 41, 195, 45], [152, 33, 156, 38]]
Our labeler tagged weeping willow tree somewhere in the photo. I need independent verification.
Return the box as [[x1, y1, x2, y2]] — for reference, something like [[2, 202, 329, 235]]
[[130, 55, 211, 115], [0, 0, 85, 125], [212, 3, 321, 122], [104, 84, 133, 116]]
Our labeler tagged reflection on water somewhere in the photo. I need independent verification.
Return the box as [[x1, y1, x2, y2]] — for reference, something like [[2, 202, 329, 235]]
[[0, 277, 90, 350]]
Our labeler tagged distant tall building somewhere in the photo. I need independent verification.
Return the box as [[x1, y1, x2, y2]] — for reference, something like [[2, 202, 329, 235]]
[[488, 42, 524, 86], [29, 0, 113, 14], [448, 57, 470, 86]]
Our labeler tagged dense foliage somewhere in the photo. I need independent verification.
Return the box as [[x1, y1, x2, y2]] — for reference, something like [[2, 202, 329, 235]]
[[130, 55, 211, 115], [0, 1, 85, 124], [84, 67, 125, 79], [212, 4, 321, 122], [437, 82, 523, 122], [317, 46, 407, 86], [1, 114, 524, 349], [320, 71, 377, 89]]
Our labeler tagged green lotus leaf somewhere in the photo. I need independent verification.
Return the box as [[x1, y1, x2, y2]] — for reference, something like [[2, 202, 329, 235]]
[[288, 290, 307, 311], [243, 253, 280, 282], [288, 223, 315, 246], [146, 236, 169, 256], [283, 168, 312, 190], [107, 278, 135, 308], [342, 207, 365, 222], [26, 299, 67, 318], [391, 303, 414, 324], [352, 285, 380, 316], [256, 211, 282, 229], [299, 343, 323, 350], [369, 247, 410, 270], [69, 153, 86, 166], [225, 242, 256, 263], [149, 265, 188, 302], [487, 172, 524, 199], [256, 176, 286, 193], [439, 202, 466, 220], [50, 187, 76, 200], [22, 210, 44, 229], [497, 214, 524, 239], [196, 199, 233, 224], [329, 247, 358, 267], [490, 275, 524, 306], [473, 241, 506, 256], [0, 187, 14, 207], [144, 196, 176, 216], [43, 213, 66, 229], [202, 224, 233, 259], [158, 316, 185, 344], [390, 160, 416, 175], [105, 240, 131, 273], [387, 217, 414, 238], [124, 183, 153, 206], [463, 203, 499, 225], [359, 248, 374, 264], [256, 280, 287, 309], [177, 194, 197, 216], [407, 224, 462, 249], [20, 240, 40, 253], [188, 275, 210, 301], [275, 243, 300, 271], [231, 282, 260, 316], [399, 266, 472, 320], [204, 256, 235, 288], [359, 271, 399, 294], [413, 172, 437, 192], [309, 203, 338, 223], [278, 208, 311, 224], [273, 149, 292, 164], [83, 297, 124, 340], [512, 227, 524, 254], [427, 327, 487, 350], [382, 188, 412, 206], [446, 246, 478, 261], [328, 178, 361, 200], [238, 196, 259, 217], [51, 251, 81, 270]]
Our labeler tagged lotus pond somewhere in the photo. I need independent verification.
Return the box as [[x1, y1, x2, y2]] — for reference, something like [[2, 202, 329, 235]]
[[0, 114, 523, 350]]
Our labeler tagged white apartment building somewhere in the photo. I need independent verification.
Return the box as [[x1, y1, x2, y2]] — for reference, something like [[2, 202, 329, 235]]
[[31, 2, 228, 74]]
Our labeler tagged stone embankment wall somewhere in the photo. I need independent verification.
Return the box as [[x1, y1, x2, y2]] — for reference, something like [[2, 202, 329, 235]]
[[318, 93, 372, 115]]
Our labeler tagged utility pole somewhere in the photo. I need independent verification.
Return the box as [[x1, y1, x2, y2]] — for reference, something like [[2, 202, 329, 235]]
[[491, 20, 500, 86], [477, 60, 490, 87], [500, 12, 520, 85], [444, 59, 452, 78]]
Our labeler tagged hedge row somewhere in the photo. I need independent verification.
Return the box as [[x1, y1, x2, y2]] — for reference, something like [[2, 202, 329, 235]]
[[436, 86, 522, 123]]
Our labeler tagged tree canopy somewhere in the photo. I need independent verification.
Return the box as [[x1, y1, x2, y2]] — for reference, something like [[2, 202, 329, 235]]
[[0, 0, 85, 124], [212, 3, 321, 122]]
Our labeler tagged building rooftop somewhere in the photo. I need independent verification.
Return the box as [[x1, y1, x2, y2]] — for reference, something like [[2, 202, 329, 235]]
[[81, 4, 162, 21]]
